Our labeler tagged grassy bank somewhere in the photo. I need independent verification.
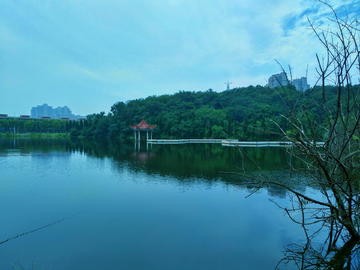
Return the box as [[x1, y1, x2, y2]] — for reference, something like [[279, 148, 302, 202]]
[[0, 133, 69, 138]]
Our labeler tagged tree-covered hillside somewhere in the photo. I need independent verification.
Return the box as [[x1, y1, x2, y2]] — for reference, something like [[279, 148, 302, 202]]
[[78, 83, 353, 140]]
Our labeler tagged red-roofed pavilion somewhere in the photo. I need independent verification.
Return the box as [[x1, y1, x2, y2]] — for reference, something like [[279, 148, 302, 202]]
[[130, 118, 157, 141]]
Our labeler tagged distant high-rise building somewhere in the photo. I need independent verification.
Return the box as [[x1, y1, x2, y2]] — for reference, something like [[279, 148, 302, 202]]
[[52, 106, 72, 119], [292, 77, 310, 91], [31, 104, 84, 119], [31, 103, 53, 118], [267, 72, 310, 91], [268, 72, 288, 88]]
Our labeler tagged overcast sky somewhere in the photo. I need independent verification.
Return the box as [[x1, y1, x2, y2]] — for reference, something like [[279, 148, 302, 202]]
[[1, 0, 359, 116]]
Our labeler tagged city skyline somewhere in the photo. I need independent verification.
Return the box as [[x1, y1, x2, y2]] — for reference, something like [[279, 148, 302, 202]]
[[31, 103, 85, 120]]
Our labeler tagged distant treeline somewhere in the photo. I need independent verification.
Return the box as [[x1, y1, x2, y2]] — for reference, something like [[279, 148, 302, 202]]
[[2, 84, 356, 140], [0, 118, 85, 134]]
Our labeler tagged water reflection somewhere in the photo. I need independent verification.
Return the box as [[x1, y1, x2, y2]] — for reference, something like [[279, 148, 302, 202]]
[[277, 233, 360, 269], [130, 151, 157, 164], [0, 137, 307, 191], [1, 138, 358, 269]]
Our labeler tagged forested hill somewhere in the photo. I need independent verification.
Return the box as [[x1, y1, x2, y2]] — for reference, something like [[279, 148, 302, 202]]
[[78, 84, 354, 140]]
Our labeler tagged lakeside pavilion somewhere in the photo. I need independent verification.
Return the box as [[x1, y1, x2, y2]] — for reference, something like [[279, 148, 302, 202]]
[[130, 118, 157, 141]]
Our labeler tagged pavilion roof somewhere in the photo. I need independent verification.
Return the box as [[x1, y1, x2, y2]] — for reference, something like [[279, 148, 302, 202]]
[[130, 118, 157, 130]]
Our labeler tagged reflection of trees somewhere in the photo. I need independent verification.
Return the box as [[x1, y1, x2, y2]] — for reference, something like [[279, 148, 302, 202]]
[[276, 229, 360, 269], [0, 138, 69, 153], [130, 152, 156, 164], [0, 137, 310, 198], [267, 185, 287, 199]]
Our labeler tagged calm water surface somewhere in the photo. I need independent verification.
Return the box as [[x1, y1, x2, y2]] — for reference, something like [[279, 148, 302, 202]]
[[0, 138, 307, 269]]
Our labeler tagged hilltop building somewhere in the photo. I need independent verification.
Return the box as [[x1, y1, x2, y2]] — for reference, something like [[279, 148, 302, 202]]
[[268, 72, 288, 88], [292, 77, 310, 91], [31, 104, 84, 119], [267, 72, 310, 91]]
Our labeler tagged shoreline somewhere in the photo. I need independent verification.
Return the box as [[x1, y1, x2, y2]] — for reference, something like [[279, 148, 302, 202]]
[[0, 133, 69, 138]]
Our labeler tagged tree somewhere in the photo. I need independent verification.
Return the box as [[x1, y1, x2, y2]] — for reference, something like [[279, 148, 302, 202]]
[[79, 119, 84, 130], [52, 120, 61, 133], [69, 127, 79, 137], [234, 2, 360, 268], [108, 122, 122, 139], [211, 125, 227, 139], [24, 121, 34, 132], [94, 115, 111, 139], [39, 120, 49, 133]]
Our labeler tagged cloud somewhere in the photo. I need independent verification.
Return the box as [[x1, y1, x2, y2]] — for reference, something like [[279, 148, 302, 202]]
[[0, 0, 358, 116], [0, 23, 21, 51], [62, 63, 142, 84]]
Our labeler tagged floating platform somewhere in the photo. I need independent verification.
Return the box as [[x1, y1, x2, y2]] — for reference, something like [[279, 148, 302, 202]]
[[221, 140, 325, 147], [147, 139, 223, 144], [146, 139, 325, 147], [221, 140, 291, 147]]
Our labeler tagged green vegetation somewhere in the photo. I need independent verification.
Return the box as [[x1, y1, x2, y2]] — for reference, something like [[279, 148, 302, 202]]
[[48, 84, 360, 140], [0, 132, 68, 138], [1, 83, 351, 141], [0, 118, 83, 135], [85, 84, 351, 140]]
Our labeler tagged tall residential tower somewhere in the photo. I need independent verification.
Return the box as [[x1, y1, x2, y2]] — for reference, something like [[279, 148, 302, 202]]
[[267, 72, 310, 91]]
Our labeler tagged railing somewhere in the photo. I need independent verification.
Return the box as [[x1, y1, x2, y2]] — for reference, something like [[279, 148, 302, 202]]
[[147, 139, 223, 144], [147, 139, 325, 147], [222, 140, 325, 147]]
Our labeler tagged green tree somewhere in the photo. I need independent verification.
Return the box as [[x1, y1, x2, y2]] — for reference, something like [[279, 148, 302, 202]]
[[39, 120, 49, 132], [24, 121, 34, 132], [108, 123, 121, 139], [69, 128, 79, 137], [211, 125, 227, 139], [52, 120, 61, 133]]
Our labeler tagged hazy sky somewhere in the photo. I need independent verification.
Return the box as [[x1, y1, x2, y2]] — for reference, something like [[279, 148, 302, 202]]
[[1, 0, 359, 116]]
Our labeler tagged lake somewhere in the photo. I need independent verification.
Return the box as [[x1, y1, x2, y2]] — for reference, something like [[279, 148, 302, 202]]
[[0, 138, 309, 269]]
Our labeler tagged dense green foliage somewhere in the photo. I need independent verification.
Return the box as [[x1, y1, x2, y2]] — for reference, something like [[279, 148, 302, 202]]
[[2, 84, 355, 140], [81, 84, 350, 140], [0, 118, 84, 135]]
